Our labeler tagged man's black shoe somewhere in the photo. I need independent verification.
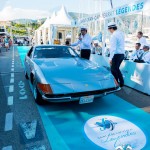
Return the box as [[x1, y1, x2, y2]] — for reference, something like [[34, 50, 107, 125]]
[[120, 83, 124, 87]]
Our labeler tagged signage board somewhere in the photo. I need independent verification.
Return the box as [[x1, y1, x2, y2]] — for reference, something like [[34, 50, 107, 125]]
[[79, 0, 149, 25], [84, 115, 146, 150], [102, 0, 146, 19]]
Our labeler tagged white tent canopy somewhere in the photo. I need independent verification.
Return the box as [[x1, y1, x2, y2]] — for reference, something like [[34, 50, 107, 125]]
[[35, 5, 77, 45], [37, 5, 74, 30], [51, 11, 56, 21], [50, 5, 73, 26], [39, 16, 51, 29]]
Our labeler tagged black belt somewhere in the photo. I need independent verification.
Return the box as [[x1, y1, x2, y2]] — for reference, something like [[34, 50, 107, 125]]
[[81, 49, 91, 51]]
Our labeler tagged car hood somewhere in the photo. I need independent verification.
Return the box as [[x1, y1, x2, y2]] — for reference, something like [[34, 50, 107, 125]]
[[34, 58, 115, 93]]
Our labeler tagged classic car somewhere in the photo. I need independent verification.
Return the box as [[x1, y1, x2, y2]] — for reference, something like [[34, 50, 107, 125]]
[[24, 45, 120, 104]]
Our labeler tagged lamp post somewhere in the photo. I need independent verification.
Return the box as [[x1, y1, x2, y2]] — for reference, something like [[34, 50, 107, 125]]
[[10, 25, 14, 44], [110, 0, 113, 9], [109, 0, 115, 21], [96, 0, 113, 31], [141, 11, 143, 32], [94, 0, 98, 35]]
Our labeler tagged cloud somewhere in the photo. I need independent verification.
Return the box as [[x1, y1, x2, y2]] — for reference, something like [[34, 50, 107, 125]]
[[0, 6, 50, 21]]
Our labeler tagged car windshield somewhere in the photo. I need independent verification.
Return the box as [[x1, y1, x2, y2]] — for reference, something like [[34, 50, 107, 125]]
[[33, 46, 78, 58]]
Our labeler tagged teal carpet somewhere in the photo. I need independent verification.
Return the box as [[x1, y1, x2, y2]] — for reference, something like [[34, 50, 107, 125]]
[[18, 46, 150, 150]]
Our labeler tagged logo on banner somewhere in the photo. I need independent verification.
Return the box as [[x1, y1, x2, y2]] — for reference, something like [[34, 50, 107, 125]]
[[84, 116, 146, 150], [95, 118, 117, 131]]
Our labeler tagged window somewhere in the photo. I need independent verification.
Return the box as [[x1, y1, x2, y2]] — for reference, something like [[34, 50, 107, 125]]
[[58, 32, 62, 39], [0, 29, 5, 32], [33, 46, 78, 59]]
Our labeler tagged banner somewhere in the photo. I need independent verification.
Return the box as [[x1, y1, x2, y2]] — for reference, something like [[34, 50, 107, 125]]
[[79, 14, 100, 25], [79, 0, 149, 25], [102, 0, 148, 19], [90, 54, 150, 95]]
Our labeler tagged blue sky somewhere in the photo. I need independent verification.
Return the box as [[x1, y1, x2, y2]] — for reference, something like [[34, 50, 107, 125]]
[[0, 0, 110, 13], [0, 0, 136, 20]]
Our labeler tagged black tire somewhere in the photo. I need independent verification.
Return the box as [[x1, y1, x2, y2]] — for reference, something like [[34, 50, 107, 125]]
[[33, 81, 44, 105], [25, 71, 29, 80]]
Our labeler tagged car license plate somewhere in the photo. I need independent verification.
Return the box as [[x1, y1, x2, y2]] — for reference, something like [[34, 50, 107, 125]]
[[79, 95, 94, 104]]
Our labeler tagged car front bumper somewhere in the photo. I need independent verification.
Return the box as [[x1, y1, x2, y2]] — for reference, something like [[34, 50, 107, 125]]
[[41, 86, 121, 102]]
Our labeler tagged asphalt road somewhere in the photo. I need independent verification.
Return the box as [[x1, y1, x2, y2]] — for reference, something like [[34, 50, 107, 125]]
[[0, 46, 150, 150], [0, 46, 51, 150]]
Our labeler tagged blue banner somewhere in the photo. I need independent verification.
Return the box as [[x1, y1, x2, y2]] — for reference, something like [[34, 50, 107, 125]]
[[102, 0, 146, 19]]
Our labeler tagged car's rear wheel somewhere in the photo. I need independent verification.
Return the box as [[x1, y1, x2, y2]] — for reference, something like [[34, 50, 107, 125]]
[[33, 81, 44, 105]]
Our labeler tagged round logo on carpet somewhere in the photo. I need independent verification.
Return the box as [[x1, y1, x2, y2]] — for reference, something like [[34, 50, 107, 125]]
[[84, 116, 146, 150]]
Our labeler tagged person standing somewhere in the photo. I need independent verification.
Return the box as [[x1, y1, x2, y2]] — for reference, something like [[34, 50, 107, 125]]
[[71, 27, 92, 60], [137, 31, 147, 49], [0, 37, 2, 53], [108, 22, 125, 87], [41, 39, 43, 45], [4, 36, 9, 52], [92, 42, 102, 55], [65, 40, 70, 46], [8, 36, 12, 49]]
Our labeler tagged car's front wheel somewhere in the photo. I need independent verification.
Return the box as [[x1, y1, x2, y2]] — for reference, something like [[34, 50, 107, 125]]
[[25, 71, 29, 79], [33, 81, 44, 105]]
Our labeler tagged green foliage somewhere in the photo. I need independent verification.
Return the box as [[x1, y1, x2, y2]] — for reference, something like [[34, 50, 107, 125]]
[[29, 22, 41, 30], [14, 23, 26, 28], [12, 29, 27, 36], [7, 22, 41, 36]]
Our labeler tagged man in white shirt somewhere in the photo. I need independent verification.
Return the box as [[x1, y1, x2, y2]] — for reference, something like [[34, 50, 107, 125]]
[[141, 44, 150, 64], [108, 22, 125, 87], [92, 42, 102, 55], [71, 27, 92, 60], [137, 31, 147, 48], [130, 43, 144, 61]]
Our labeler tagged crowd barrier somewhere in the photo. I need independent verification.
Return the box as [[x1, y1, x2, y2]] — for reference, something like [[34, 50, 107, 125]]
[[90, 54, 150, 95]]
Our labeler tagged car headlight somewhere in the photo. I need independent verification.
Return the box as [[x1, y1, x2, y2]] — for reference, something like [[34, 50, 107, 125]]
[[37, 83, 53, 94]]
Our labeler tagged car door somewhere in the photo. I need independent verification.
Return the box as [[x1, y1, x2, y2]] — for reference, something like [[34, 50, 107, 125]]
[[25, 47, 34, 77]]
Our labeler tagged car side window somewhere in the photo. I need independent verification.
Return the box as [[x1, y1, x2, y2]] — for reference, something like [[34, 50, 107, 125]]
[[27, 47, 33, 58]]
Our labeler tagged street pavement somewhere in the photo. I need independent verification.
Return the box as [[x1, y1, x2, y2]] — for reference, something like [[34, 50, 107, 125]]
[[0, 46, 150, 150], [0, 46, 51, 150]]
